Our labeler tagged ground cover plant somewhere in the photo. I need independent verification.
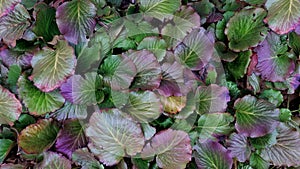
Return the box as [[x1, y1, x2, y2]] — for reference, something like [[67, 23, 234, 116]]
[[0, 0, 299, 168]]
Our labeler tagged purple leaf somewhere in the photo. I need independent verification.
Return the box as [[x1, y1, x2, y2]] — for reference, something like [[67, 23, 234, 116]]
[[56, 119, 87, 159], [193, 140, 233, 169], [37, 152, 71, 169], [227, 133, 251, 162], [255, 32, 295, 82], [0, 49, 32, 68], [0, 0, 20, 17], [56, 0, 96, 44], [141, 129, 192, 169]]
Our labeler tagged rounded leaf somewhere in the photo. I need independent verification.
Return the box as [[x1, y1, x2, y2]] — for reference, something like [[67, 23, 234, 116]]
[[37, 152, 71, 169], [0, 139, 14, 164]]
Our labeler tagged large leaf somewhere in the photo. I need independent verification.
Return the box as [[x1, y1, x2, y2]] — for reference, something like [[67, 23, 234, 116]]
[[0, 139, 14, 164], [56, 0, 96, 44], [37, 152, 71, 169], [60, 73, 103, 105], [32, 3, 60, 42], [265, 0, 300, 34], [0, 0, 20, 17], [122, 91, 162, 123], [140, 0, 180, 14], [56, 119, 87, 158], [0, 86, 22, 125], [197, 113, 234, 140], [141, 129, 192, 169], [255, 32, 295, 82], [234, 95, 280, 137], [261, 123, 300, 167], [99, 55, 137, 90], [174, 28, 214, 70], [225, 8, 267, 51], [30, 37, 76, 92], [86, 109, 144, 166], [195, 84, 230, 114], [127, 50, 161, 90], [18, 76, 65, 116], [227, 133, 251, 162], [18, 119, 59, 154], [0, 4, 30, 47], [72, 148, 104, 169], [193, 140, 233, 169]]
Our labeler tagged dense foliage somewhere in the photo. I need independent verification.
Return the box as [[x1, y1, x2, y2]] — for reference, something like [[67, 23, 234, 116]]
[[0, 0, 299, 168]]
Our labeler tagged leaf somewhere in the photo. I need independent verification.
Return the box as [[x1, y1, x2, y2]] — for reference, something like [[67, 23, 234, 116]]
[[227, 50, 251, 79], [249, 130, 278, 149], [0, 139, 14, 164], [197, 113, 234, 140], [18, 76, 65, 116], [288, 32, 300, 56], [122, 91, 162, 123], [259, 89, 283, 107], [160, 96, 186, 114], [193, 140, 233, 169], [140, 0, 180, 14], [157, 62, 185, 97], [99, 55, 137, 90], [195, 84, 230, 114], [227, 133, 251, 162], [279, 108, 292, 122], [174, 28, 214, 70], [141, 123, 156, 140], [250, 153, 269, 169], [72, 148, 104, 169], [32, 3, 60, 42], [14, 114, 36, 132], [86, 109, 145, 166], [60, 73, 103, 105], [137, 37, 167, 62], [0, 4, 30, 47], [0, 49, 32, 68], [126, 50, 161, 90], [216, 11, 234, 41], [225, 8, 267, 52], [37, 152, 71, 169], [7, 65, 21, 86], [30, 37, 76, 92], [0, 85, 22, 125], [56, 119, 87, 158], [0, 0, 20, 17], [51, 101, 87, 120], [265, 0, 300, 34], [261, 123, 300, 166], [56, 0, 96, 44], [141, 129, 192, 169], [234, 95, 280, 137], [18, 119, 59, 154], [255, 32, 295, 82]]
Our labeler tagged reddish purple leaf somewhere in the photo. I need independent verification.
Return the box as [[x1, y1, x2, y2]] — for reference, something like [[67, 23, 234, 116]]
[[227, 133, 251, 162]]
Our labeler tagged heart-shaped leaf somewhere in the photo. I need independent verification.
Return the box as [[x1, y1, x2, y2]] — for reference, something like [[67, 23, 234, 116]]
[[18, 119, 59, 154], [0, 4, 30, 47], [227, 133, 251, 162], [195, 84, 230, 114], [37, 152, 71, 169], [30, 37, 76, 92], [225, 8, 267, 51], [18, 76, 65, 116], [56, 119, 87, 158], [0, 86, 22, 125], [265, 0, 300, 34], [0, 139, 14, 164], [141, 129, 192, 169], [86, 109, 144, 166], [234, 95, 280, 137], [193, 140, 233, 169], [56, 0, 96, 44]]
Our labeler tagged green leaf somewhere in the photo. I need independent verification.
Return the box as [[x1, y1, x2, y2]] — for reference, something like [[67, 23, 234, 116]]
[[18, 119, 59, 154], [37, 152, 71, 169], [86, 109, 145, 166], [288, 32, 300, 56], [265, 0, 300, 34], [279, 108, 292, 122], [18, 76, 65, 116], [250, 153, 269, 169], [197, 113, 234, 140], [225, 8, 267, 52], [0, 85, 22, 125], [216, 11, 234, 41], [7, 65, 21, 86], [140, 0, 181, 14], [0, 4, 30, 47], [227, 50, 251, 79], [137, 37, 167, 62], [30, 37, 76, 92], [21, 0, 37, 9], [72, 148, 104, 169], [259, 89, 283, 107], [261, 123, 300, 166], [56, 0, 96, 44], [14, 114, 36, 132], [0, 139, 14, 164], [32, 3, 60, 42], [250, 130, 278, 149], [234, 95, 280, 137]]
